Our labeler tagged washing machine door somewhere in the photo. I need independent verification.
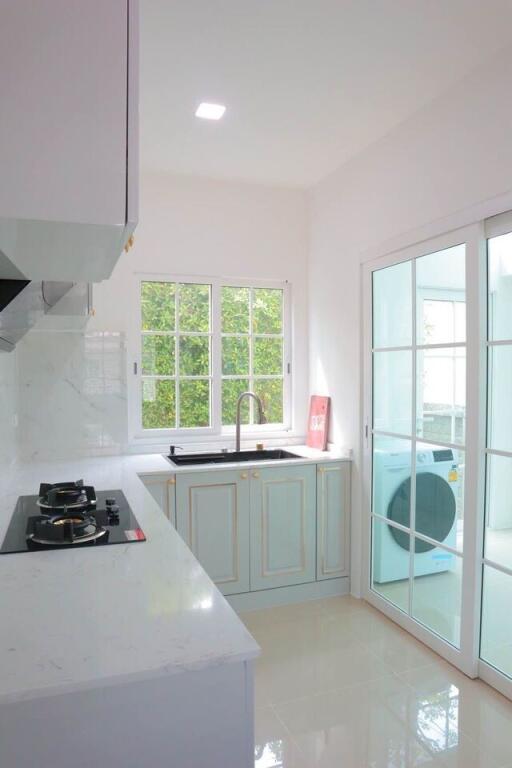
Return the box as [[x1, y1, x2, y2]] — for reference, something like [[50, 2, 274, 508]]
[[387, 472, 456, 552]]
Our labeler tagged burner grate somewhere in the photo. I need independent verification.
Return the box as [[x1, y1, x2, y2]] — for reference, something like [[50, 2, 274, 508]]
[[37, 480, 97, 511]]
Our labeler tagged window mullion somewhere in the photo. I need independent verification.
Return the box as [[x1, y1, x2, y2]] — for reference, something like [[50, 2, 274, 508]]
[[175, 283, 180, 430], [249, 286, 254, 424], [211, 280, 222, 434]]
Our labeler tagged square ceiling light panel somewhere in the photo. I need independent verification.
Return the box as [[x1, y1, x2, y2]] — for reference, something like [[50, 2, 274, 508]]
[[195, 102, 226, 120]]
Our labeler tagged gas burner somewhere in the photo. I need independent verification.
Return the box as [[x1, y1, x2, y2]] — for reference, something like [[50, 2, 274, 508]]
[[37, 480, 97, 512], [1, 488, 145, 554], [27, 511, 107, 547]]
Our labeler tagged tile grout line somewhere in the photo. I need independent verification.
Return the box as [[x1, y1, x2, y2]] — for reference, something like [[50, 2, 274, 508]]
[[267, 702, 308, 761]]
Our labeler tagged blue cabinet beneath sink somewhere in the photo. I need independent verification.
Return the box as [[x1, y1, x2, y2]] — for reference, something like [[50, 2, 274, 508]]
[[249, 465, 317, 590], [154, 460, 350, 599], [176, 470, 251, 596]]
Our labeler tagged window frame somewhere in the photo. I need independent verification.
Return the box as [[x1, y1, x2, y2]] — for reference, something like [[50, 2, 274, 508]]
[[127, 273, 292, 443]]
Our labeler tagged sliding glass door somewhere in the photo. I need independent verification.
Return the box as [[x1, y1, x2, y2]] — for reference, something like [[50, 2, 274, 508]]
[[481, 226, 512, 684], [362, 224, 486, 677], [365, 216, 512, 694], [370, 241, 467, 649]]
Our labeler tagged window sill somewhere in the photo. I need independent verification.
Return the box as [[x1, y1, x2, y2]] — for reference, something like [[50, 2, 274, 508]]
[[127, 429, 306, 455]]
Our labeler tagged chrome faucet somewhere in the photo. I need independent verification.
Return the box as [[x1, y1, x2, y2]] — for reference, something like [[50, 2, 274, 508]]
[[235, 391, 267, 452]]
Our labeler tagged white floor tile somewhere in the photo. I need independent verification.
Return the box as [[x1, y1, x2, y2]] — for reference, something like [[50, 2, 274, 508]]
[[239, 597, 512, 768], [254, 706, 307, 767], [275, 677, 440, 768], [398, 662, 512, 768]]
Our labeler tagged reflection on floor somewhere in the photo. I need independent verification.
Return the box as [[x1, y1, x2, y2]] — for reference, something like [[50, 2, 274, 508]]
[[240, 596, 512, 768]]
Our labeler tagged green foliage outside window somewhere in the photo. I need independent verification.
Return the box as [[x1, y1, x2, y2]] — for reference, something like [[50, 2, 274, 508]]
[[141, 281, 285, 430]]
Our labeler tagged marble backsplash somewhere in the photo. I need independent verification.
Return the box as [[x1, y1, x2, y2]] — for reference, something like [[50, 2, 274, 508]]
[[15, 331, 128, 461], [0, 349, 18, 466]]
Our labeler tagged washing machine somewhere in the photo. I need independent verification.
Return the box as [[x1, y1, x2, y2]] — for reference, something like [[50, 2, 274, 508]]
[[372, 442, 459, 583]]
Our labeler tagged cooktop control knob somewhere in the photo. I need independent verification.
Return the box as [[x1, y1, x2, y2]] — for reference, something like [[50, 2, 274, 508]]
[[105, 498, 120, 521]]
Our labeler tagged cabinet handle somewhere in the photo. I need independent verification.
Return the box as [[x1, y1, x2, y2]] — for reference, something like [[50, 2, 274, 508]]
[[252, 471, 260, 479], [240, 472, 248, 479], [168, 477, 176, 485], [124, 234, 135, 252], [318, 467, 325, 474]]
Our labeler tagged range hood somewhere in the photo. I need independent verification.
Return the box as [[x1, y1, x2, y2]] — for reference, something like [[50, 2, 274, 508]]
[[0, 279, 90, 352]]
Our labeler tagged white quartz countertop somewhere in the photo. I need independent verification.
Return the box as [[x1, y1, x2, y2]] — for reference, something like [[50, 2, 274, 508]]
[[0, 453, 263, 704], [0, 445, 350, 703]]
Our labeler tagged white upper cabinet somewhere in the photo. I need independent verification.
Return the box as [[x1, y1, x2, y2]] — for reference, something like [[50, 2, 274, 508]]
[[0, 0, 138, 282]]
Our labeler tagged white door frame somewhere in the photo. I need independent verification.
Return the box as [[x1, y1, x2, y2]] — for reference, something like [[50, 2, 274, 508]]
[[361, 223, 486, 678]]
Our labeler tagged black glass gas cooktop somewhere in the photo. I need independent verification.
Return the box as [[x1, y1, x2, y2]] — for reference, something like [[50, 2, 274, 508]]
[[0, 487, 146, 554]]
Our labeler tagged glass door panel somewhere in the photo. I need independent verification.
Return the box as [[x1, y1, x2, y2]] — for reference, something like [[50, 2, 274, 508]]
[[371, 242, 466, 650], [488, 231, 512, 340], [373, 350, 412, 434], [485, 454, 512, 571], [488, 345, 512, 453], [372, 517, 410, 613], [372, 435, 412, 522], [412, 543, 462, 647], [416, 348, 466, 444], [481, 567, 512, 678], [415, 444, 464, 553], [373, 260, 412, 348], [416, 244, 466, 345]]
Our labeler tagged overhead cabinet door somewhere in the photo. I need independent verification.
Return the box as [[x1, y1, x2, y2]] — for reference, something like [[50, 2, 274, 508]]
[[250, 464, 316, 590], [176, 470, 250, 596], [0, 0, 138, 281]]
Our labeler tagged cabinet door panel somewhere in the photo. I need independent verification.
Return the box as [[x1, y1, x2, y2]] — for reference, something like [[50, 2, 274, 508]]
[[317, 463, 350, 580], [176, 471, 250, 596], [0, 0, 128, 225], [250, 465, 316, 590]]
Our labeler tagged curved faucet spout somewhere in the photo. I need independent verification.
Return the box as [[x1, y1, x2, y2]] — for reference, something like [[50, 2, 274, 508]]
[[235, 391, 267, 452]]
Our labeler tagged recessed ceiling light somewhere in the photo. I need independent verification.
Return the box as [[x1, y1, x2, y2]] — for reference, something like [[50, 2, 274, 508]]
[[195, 102, 226, 121]]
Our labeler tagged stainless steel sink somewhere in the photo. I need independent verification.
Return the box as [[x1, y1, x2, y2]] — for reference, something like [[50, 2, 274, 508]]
[[167, 449, 301, 466]]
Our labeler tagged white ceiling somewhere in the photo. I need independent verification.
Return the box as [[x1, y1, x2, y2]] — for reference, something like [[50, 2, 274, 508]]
[[140, 0, 512, 188]]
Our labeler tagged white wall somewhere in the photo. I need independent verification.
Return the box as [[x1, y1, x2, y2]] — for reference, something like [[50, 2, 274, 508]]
[[90, 172, 310, 440], [8, 172, 309, 459], [308, 46, 512, 595]]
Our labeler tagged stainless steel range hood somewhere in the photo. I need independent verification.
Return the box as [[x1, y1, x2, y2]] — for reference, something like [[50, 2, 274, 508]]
[[0, 279, 88, 352]]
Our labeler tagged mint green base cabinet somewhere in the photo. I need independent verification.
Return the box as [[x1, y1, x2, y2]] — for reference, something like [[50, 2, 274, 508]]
[[176, 470, 250, 596], [249, 465, 317, 591], [316, 462, 350, 580], [140, 475, 176, 526]]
